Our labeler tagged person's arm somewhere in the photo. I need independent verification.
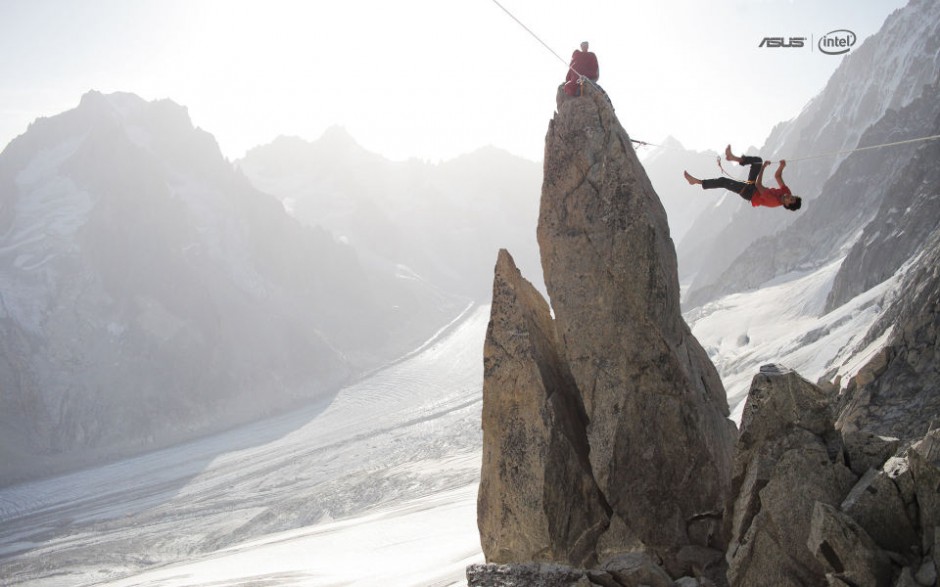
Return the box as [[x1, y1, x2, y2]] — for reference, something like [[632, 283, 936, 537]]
[[774, 160, 788, 189]]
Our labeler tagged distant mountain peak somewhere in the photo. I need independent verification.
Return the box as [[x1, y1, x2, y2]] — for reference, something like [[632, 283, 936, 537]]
[[318, 125, 362, 150], [80, 89, 145, 110], [75, 90, 195, 138], [661, 135, 684, 149]]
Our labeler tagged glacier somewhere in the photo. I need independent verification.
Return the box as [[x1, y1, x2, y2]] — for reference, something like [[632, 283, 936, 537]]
[[0, 305, 488, 586]]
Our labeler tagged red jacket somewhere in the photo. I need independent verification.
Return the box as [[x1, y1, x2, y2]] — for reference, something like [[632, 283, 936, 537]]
[[750, 186, 792, 208], [567, 50, 599, 82], [564, 50, 599, 96]]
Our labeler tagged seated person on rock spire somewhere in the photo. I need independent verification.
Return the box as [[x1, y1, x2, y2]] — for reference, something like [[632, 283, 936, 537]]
[[563, 41, 599, 97], [683, 145, 802, 211]]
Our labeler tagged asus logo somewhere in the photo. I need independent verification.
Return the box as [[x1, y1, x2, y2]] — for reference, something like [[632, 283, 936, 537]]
[[758, 37, 807, 48]]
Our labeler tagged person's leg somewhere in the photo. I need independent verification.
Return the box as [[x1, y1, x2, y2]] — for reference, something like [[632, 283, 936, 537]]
[[701, 177, 745, 193], [740, 156, 764, 183], [701, 176, 757, 202]]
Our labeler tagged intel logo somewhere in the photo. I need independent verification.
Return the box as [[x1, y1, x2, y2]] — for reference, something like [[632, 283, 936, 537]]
[[818, 29, 857, 55]]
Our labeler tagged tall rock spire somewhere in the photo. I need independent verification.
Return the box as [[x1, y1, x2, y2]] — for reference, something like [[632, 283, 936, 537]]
[[478, 84, 736, 578]]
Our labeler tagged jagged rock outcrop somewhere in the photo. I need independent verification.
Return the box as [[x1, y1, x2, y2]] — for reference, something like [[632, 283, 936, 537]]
[[726, 364, 940, 587], [477, 250, 609, 568], [476, 83, 736, 582], [836, 227, 940, 443], [727, 366, 857, 586]]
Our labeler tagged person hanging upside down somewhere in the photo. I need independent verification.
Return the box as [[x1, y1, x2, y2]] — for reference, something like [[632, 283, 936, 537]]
[[683, 145, 802, 211]]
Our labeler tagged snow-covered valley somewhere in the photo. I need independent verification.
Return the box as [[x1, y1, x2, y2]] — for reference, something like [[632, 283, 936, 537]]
[[0, 305, 488, 586], [0, 253, 909, 586]]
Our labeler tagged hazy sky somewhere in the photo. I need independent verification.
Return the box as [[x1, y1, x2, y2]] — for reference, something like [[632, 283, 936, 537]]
[[0, 0, 909, 163]]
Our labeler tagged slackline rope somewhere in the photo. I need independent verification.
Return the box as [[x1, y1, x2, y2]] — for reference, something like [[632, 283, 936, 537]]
[[718, 133, 940, 176], [489, 0, 570, 71], [781, 133, 940, 163]]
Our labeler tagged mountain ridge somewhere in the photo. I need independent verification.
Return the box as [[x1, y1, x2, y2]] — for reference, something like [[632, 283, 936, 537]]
[[0, 90, 462, 486], [237, 131, 544, 300]]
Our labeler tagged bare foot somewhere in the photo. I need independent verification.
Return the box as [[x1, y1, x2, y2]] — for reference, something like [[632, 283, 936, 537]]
[[725, 145, 733, 160], [683, 171, 701, 186]]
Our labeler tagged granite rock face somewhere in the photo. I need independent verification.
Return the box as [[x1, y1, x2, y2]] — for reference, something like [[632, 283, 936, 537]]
[[477, 250, 610, 568], [539, 84, 736, 569], [477, 84, 736, 580]]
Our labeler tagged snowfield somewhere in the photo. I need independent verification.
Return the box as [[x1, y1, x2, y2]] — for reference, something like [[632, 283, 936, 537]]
[[0, 305, 488, 586], [687, 257, 904, 422]]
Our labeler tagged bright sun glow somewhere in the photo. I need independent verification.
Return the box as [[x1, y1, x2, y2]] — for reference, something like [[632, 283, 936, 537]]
[[0, 0, 909, 161]]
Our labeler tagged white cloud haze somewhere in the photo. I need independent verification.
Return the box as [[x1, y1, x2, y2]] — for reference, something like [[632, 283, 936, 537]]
[[0, 0, 908, 162]]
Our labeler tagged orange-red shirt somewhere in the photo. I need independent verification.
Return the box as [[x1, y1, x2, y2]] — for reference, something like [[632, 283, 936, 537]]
[[751, 186, 791, 208]]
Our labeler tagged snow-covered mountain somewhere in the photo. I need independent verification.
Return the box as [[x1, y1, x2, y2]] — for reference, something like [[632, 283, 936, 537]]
[[682, 0, 940, 307], [237, 132, 544, 300], [0, 91, 463, 486]]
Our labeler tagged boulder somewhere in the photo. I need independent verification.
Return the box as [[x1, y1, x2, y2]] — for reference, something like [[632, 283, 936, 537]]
[[840, 468, 919, 557], [477, 249, 610, 567], [841, 430, 900, 476], [736, 366, 836, 449], [909, 448, 940, 554], [915, 559, 937, 586], [601, 552, 676, 587], [807, 502, 893, 587], [895, 567, 920, 587]]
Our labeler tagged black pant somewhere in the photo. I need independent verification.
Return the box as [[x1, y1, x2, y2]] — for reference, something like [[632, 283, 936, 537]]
[[702, 156, 762, 201]]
